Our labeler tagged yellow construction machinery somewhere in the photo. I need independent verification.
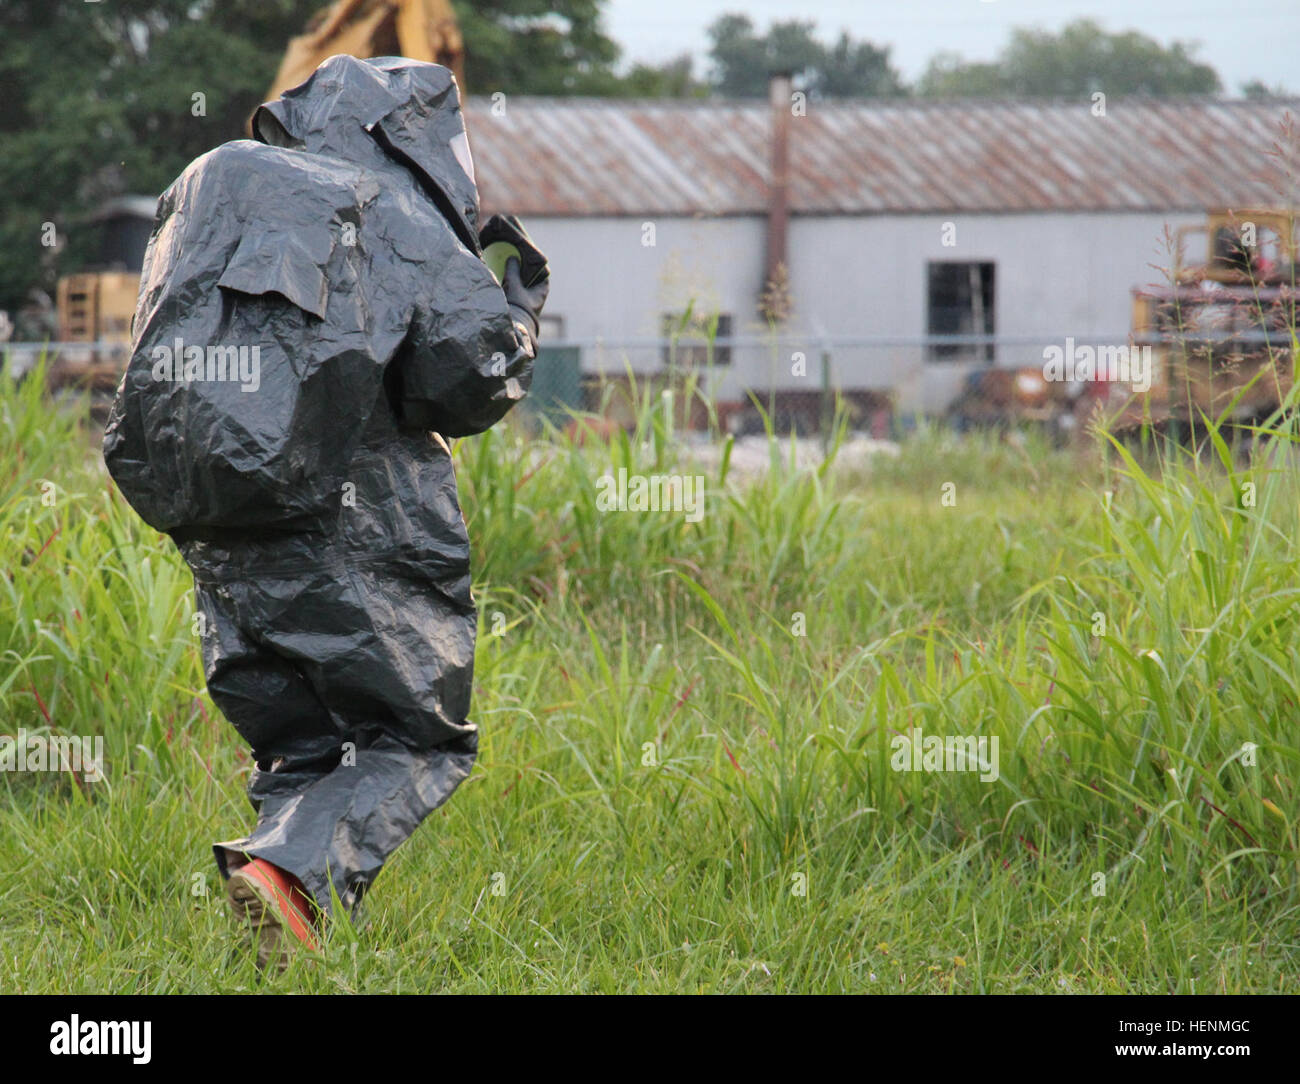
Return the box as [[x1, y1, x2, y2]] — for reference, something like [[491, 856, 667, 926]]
[[49, 196, 157, 393], [1116, 208, 1298, 432], [947, 208, 1297, 441], [264, 0, 464, 105]]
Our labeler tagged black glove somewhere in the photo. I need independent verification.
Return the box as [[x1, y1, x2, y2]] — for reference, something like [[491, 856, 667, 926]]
[[502, 254, 550, 347], [479, 213, 549, 347]]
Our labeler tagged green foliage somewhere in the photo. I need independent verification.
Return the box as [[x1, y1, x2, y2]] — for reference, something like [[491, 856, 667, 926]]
[[1242, 79, 1290, 101], [2, 348, 1297, 991], [707, 14, 905, 99], [918, 18, 1223, 99], [452, 0, 620, 95], [600, 56, 704, 100], [0, 0, 323, 314]]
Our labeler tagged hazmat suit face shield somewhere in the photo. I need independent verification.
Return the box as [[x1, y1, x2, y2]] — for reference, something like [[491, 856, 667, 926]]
[[364, 56, 483, 253], [449, 129, 475, 185]]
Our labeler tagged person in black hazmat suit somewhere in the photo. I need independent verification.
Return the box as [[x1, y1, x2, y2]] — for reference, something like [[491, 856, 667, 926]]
[[102, 55, 549, 965]]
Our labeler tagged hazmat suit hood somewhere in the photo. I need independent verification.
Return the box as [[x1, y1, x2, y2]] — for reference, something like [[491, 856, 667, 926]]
[[253, 54, 482, 254]]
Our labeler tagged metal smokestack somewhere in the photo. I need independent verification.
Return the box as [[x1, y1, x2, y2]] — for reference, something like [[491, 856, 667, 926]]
[[761, 70, 793, 323]]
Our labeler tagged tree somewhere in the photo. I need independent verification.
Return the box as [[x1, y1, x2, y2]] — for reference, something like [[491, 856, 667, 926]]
[[917, 19, 1222, 98], [453, 0, 622, 95], [917, 53, 1007, 99], [606, 56, 704, 99], [818, 30, 910, 99], [1241, 79, 1289, 100], [0, 1, 323, 317], [707, 14, 904, 99]]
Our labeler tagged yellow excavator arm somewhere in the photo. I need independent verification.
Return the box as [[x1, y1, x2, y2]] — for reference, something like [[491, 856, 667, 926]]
[[264, 0, 465, 104]]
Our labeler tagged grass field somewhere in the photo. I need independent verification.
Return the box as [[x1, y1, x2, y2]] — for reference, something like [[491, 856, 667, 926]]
[[2, 358, 1298, 993]]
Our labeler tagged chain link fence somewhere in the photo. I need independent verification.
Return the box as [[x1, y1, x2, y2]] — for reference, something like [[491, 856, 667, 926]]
[[14, 330, 1268, 441]]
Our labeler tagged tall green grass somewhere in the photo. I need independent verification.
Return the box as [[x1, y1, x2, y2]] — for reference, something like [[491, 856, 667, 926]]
[[1, 353, 1297, 992]]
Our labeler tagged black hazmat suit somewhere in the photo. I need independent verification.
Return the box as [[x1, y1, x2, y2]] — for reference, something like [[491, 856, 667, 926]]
[[102, 56, 547, 916]]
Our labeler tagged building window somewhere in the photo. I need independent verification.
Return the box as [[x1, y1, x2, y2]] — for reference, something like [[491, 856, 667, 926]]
[[538, 314, 565, 343], [661, 311, 732, 367], [927, 262, 995, 362]]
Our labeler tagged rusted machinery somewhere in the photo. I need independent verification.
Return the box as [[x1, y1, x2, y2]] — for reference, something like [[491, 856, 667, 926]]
[[1114, 208, 1297, 432]]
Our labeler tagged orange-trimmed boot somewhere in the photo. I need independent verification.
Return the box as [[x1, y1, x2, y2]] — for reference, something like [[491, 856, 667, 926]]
[[226, 858, 320, 972]]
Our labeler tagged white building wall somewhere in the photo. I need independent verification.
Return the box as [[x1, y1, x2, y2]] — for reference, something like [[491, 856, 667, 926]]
[[786, 212, 1200, 412], [521, 215, 766, 402], [523, 211, 1201, 414]]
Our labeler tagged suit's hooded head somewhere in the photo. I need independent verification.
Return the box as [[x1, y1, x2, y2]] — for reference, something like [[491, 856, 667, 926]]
[[252, 54, 481, 254]]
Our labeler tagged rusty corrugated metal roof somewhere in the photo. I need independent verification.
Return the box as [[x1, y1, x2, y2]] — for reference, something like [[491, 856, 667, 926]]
[[463, 97, 1298, 217]]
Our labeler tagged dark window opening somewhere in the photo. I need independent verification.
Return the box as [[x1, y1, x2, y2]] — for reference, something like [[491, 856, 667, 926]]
[[927, 262, 995, 362]]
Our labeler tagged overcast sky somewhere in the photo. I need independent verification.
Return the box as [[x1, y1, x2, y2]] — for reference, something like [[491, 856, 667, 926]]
[[603, 0, 1296, 94]]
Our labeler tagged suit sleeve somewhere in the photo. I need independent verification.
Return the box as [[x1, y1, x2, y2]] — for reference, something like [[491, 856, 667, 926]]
[[397, 239, 536, 438]]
